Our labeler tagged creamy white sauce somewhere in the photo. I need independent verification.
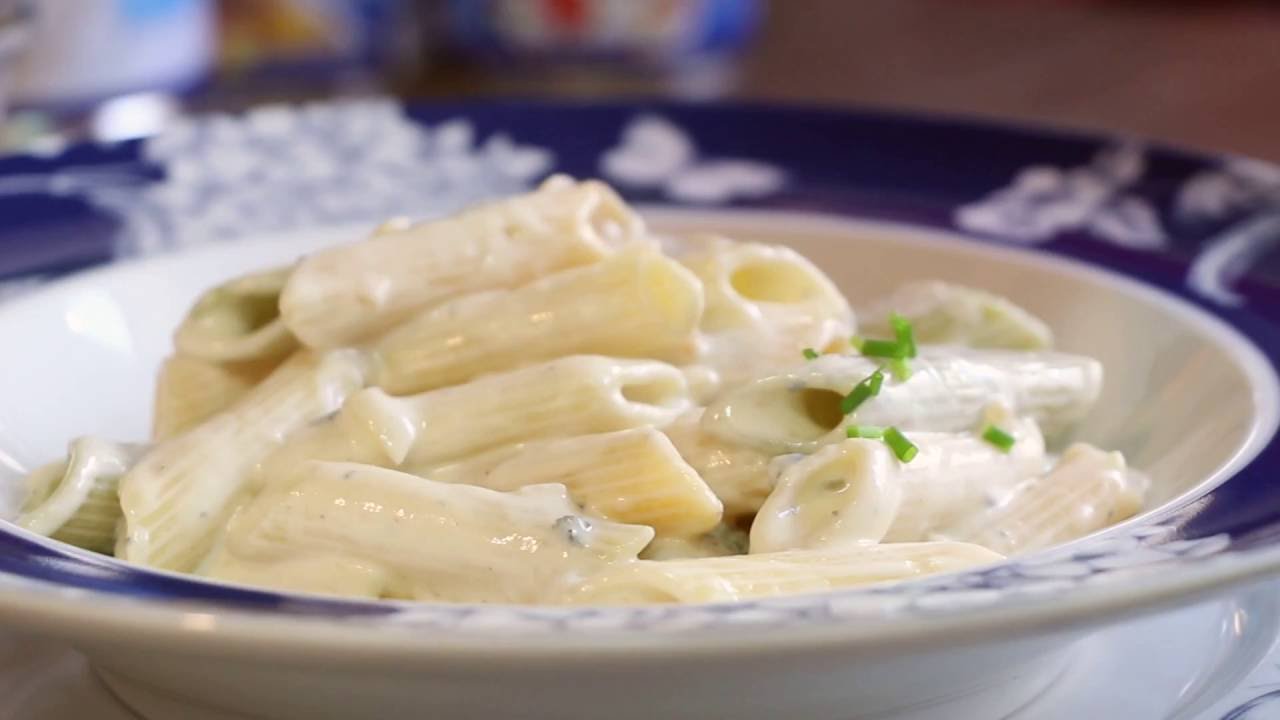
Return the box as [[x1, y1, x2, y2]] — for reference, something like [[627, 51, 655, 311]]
[[641, 523, 749, 560], [205, 465, 654, 603]]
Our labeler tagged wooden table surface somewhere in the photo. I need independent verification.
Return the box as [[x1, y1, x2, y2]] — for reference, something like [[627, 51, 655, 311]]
[[736, 0, 1280, 161]]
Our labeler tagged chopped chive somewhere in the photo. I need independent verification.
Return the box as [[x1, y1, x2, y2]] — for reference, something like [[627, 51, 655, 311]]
[[840, 369, 885, 415], [858, 338, 908, 359], [890, 313, 917, 358], [867, 369, 885, 394], [802, 347, 820, 360], [886, 357, 912, 381], [982, 424, 1017, 453], [846, 425, 885, 439], [883, 426, 919, 463]]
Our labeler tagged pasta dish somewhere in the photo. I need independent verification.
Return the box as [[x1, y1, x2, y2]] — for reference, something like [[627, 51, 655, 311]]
[[14, 177, 1147, 605]]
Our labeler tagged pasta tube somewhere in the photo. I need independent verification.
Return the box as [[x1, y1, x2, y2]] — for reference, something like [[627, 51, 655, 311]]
[[151, 354, 279, 440], [280, 177, 645, 348], [17, 437, 144, 554], [173, 266, 298, 364], [881, 413, 1046, 542], [945, 443, 1146, 554], [372, 216, 412, 235], [257, 355, 694, 477], [563, 542, 1003, 604], [678, 364, 723, 405], [201, 554, 392, 600], [416, 428, 723, 537], [860, 281, 1053, 350], [117, 350, 369, 572], [662, 409, 777, 520], [680, 237, 854, 391], [371, 245, 704, 395], [206, 462, 655, 603], [704, 348, 1101, 454], [749, 439, 904, 554], [750, 407, 1046, 553]]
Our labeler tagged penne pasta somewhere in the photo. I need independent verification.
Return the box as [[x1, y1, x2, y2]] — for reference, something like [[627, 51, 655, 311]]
[[151, 353, 279, 441], [200, 554, 392, 600], [563, 542, 1003, 604], [749, 439, 904, 554], [750, 406, 1046, 553], [944, 443, 1146, 555], [703, 348, 1101, 454], [679, 237, 854, 392], [117, 350, 369, 572], [880, 413, 1046, 543], [205, 462, 655, 603], [678, 364, 723, 405], [371, 245, 705, 395], [678, 237, 852, 335], [256, 355, 694, 479], [860, 280, 1053, 351], [16, 437, 144, 554], [173, 266, 298, 364], [414, 428, 723, 538], [23, 177, 1148, 605], [662, 409, 777, 520], [372, 216, 412, 235], [280, 177, 645, 348]]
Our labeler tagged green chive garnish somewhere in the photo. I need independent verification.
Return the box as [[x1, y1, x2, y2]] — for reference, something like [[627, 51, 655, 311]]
[[840, 369, 885, 415], [846, 425, 885, 439], [890, 313, 917, 359], [982, 424, 1016, 453], [858, 338, 909, 359], [850, 324, 912, 380], [886, 357, 912, 381], [802, 347, 820, 360], [867, 369, 884, 394], [883, 426, 919, 462]]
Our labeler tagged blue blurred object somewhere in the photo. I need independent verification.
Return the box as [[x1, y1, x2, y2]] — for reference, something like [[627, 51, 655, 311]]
[[442, 0, 762, 64]]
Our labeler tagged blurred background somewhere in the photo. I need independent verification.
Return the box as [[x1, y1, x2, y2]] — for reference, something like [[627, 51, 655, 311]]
[[0, 0, 1277, 159]]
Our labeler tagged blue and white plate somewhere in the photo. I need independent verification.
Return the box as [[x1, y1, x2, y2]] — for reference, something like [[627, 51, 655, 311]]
[[1, 100, 1279, 720]]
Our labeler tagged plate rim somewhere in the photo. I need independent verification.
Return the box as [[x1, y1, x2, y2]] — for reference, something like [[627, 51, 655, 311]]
[[0, 212, 1274, 652], [0, 99, 1279, 652]]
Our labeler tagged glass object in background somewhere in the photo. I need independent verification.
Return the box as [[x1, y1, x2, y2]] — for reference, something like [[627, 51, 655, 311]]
[[12, 0, 214, 107], [0, 0, 29, 129], [13, 0, 213, 106], [431, 0, 763, 99], [4, 0, 214, 150], [0, 0, 421, 150]]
